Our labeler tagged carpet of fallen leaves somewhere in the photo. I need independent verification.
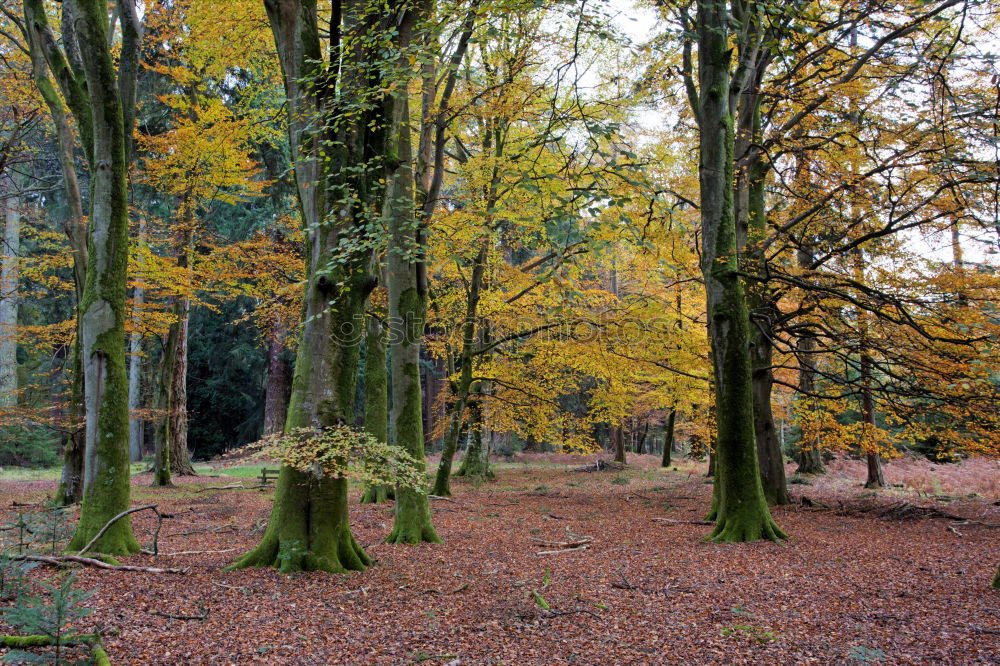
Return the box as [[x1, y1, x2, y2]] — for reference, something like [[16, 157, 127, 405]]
[[2, 456, 998, 665]]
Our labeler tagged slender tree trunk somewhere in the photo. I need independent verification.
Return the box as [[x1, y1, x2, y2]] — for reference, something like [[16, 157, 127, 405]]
[[23, 0, 89, 505], [262, 319, 290, 437], [385, 5, 439, 545], [127, 221, 145, 463], [432, 243, 486, 496], [861, 352, 884, 488], [794, 323, 825, 475], [661, 408, 676, 468], [992, 565, 999, 589], [66, 0, 140, 555], [360, 315, 392, 504], [0, 175, 20, 409], [695, 0, 784, 541]]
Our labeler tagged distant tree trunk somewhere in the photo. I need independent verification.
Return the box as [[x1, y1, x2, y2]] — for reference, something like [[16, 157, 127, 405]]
[[992, 565, 999, 589], [612, 425, 626, 464], [706, 449, 715, 478], [0, 174, 20, 409], [127, 220, 145, 463], [262, 318, 290, 437], [360, 315, 392, 504], [384, 5, 439, 545], [152, 227, 195, 484], [65, 0, 142, 555], [861, 353, 884, 488], [661, 408, 676, 468], [794, 317, 825, 475], [457, 383, 493, 480], [432, 242, 486, 497]]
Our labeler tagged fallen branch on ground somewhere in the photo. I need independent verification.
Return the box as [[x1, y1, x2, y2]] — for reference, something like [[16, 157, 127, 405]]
[[15, 554, 186, 574], [651, 518, 713, 525], [79, 504, 162, 556], [1, 633, 111, 665], [429, 495, 459, 503], [528, 536, 592, 549]]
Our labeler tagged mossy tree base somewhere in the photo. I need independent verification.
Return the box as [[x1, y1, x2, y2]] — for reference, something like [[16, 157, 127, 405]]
[[66, 488, 141, 556], [708, 507, 787, 543], [360, 485, 394, 504], [228, 468, 370, 573], [386, 488, 441, 545]]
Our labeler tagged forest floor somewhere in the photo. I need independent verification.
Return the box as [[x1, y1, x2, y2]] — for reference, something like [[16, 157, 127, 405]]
[[1, 455, 998, 665]]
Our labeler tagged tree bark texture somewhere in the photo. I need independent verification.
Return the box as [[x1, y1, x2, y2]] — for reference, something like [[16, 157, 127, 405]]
[[65, 0, 140, 555], [695, 0, 784, 542]]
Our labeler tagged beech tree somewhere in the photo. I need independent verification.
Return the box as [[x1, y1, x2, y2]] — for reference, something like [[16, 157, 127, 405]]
[[230, 0, 396, 572], [686, 0, 786, 542]]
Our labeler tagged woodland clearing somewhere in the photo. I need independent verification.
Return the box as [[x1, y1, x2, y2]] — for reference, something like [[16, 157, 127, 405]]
[[2, 455, 998, 665]]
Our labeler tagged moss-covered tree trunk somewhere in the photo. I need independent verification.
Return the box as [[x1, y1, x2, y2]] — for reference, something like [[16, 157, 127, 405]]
[[661, 408, 676, 468], [612, 425, 627, 465], [230, 0, 385, 572], [360, 315, 393, 504], [694, 0, 785, 542], [456, 396, 493, 480], [65, 0, 140, 555], [384, 2, 439, 545]]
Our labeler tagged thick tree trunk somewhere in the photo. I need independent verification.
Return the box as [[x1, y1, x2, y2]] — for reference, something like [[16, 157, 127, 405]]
[[262, 319, 290, 437], [66, 0, 140, 555], [612, 425, 626, 464], [384, 7, 439, 544], [661, 408, 676, 468], [360, 315, 392, 504], [695, 0, 784, 542], [230, 0, 384, 572], [0, 175, 20, 409]]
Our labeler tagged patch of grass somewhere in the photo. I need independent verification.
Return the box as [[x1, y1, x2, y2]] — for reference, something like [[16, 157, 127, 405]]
[[611, 476, 630, 486], [216, 465, 268, 479], [720, 624, 778, 644], [788, 476, 812, 485]]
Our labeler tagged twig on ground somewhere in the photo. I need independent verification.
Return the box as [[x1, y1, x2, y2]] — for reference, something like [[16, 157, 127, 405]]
[[151, 605, 209, 621], [163, 524, 239, 538], [651, 518, 713, 525], [195, 484, 270, 492], [528, 536, 592, 549], [611, 569, 636, 590], [142, 548, 238, 557], [537, 544, 589, 555]]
